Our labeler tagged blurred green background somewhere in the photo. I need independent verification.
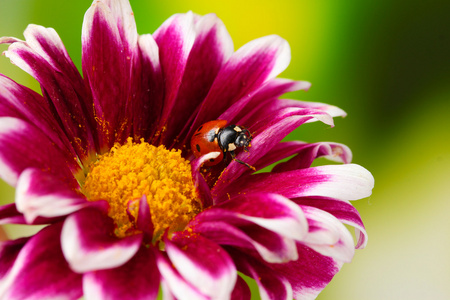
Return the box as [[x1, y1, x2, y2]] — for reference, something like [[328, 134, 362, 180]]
[[1, 0, 449, 299]]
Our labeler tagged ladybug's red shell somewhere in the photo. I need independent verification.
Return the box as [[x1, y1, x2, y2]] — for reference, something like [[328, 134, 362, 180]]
[[190, 120, 227, 166]]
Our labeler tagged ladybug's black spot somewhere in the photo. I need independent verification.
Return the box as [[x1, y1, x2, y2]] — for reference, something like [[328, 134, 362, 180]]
[[196, 144, 201, 152], [196, 125, 203, 132], [209, 158, 215, 162]]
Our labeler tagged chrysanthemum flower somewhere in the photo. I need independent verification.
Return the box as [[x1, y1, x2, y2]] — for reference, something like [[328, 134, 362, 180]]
[[0, 0, 373, 299]]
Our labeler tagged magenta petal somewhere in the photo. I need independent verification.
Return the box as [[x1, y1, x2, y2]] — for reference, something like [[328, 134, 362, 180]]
[[0, 75, 76, 158], [193, 218, 297, 264], [230, 249, 293, 300], [156, 252, 209, 300], [216, 193, 308, 241], [191, 152, 220, 208], [270, 141, 352, 173], [223, 78, 311, 125], [83, 246, 159, 300], [61, 208, 142, 273], [231, 276, 251, 300], [2, 26, 96, 161], [188, 35, 290, 137], [82, 0, 138, 147], [295, 197, 368, 249], [0, 223, 83, 299], [153, 12, 195, 141], [0, 117, 79, 187], [0, 203, 26, 225], [0, 237, 29, 280], [131, 34, 164, 140], [165, 235, 237, 299], [164, 13, 234, 145], [216, 164, 374, 204], [16, 168, 88, 223], [213, 108, 334, 192], [272, 244, 342, 300], [135, 194, 154, 236]]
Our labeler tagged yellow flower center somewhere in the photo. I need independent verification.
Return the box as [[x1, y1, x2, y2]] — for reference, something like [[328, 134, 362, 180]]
[[82, 138, 201, 240]]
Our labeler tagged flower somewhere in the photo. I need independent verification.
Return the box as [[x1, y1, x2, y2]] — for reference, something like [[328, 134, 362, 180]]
[[0, 0, 374, 299]]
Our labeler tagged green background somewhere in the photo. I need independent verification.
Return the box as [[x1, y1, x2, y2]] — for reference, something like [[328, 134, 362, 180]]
[[1, 0, 449, 299]]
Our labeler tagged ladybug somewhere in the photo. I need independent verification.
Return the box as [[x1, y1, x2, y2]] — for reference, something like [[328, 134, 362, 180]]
[[190, 120, 253, 168]]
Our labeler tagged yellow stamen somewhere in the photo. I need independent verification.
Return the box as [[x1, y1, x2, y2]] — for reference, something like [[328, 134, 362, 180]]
[[82, 138, 201, 240]]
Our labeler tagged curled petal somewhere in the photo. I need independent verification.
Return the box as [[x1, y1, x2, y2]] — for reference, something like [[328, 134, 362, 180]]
[[301, 206, 355, 262], [295, 197, 368, 249], [0, 223, 83, 300], [61, 208, 142, 273], [83, 246, 159, 300], [16, 168, 89, 223], [165, 235, 237, 299]]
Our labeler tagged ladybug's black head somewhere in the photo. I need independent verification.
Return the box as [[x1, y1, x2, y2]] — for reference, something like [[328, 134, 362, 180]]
[[217, 125, 252, 152]]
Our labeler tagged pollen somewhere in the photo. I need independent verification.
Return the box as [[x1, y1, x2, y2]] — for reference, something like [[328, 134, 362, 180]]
[[82, 138, 201, 240]]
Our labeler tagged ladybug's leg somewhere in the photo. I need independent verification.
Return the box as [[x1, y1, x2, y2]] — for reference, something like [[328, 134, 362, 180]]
[[230, 151, 256, 171]]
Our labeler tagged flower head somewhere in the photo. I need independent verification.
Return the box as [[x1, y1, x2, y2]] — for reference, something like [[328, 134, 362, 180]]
[[0, 0, 373, 299]]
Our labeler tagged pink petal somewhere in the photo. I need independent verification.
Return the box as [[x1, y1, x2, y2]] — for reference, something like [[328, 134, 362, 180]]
[[213, 108, 334, 192], [295, 197, 368, 249], [0, 203, 26, 225], [15, 168, 89, 223], [131, 34, 164, 140], [223, 78, 311, 125], [0, 237, 29, 280], [0, 117, 79, 187], [301, 206, 355, 262], [82, 0, 139, 147], [0, 223, 83, 299], [271, 141, 352, 173], [272, 244, 343, 300], [230, 249, 293, 300], [134, 194, 154, 236], [193, 219, 298, 264], [164, 13, 234, 146], [215, 193, 308, 241], [153, 12, 195, 142], [187, 34, 291, 138], [0, 75, 75, 158], [83, 246, 159, 300], [165, 235, 237, 299], [217, 164, 374, 204], [156, 252, 209, 300], [61, 208, 142, 273], [191, 152, 220, 208], [2, 25, 96, 161], [231, 276, 251, 300]]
